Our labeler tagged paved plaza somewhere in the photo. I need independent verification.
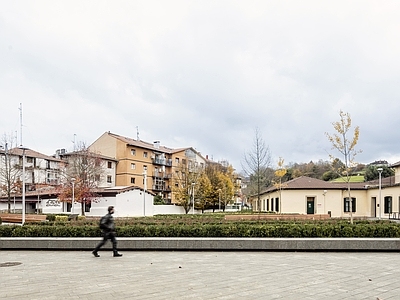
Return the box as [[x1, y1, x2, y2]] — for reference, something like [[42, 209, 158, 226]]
[[1, 250, 400, 299]]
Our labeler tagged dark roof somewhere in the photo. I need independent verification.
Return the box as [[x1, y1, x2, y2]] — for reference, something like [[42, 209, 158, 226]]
[[261, 175, 397, 195], [105, 132, 205, 159], [107, 132, 177, 154], [6, 148, 63, 162], [391, 161, 400, 167], [59, 150, 117, 161]]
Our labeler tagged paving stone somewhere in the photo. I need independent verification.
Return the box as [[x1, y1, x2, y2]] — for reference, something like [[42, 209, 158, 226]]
[[1, 251, 400, 299]]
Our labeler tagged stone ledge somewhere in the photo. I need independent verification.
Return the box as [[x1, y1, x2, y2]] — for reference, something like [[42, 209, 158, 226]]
[[1, 237, 400, 251]]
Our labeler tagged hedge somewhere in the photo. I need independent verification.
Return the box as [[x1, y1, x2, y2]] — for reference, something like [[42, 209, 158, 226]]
[[1, 221, 400, 238]]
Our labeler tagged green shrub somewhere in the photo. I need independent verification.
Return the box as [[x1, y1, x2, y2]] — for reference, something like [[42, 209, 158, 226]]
[[1, 215, 400, 238], [46, 215, 56, 222]]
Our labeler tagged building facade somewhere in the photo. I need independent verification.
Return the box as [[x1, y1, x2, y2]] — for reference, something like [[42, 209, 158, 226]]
[[253, 161, 400, 219], [89, 132, 207, 203]]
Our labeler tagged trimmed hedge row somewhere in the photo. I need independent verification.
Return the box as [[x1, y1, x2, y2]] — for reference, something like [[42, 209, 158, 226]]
[[1, 222, 400, 238]]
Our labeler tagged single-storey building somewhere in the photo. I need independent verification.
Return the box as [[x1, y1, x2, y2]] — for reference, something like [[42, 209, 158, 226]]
[[252, 161, 400, 219]]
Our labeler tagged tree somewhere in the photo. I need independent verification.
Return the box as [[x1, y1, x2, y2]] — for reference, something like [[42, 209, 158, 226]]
[[0, 134, 21, 213], [364, 165, 394, 181], [195, 172, 212, 213], [326, 110, 361, 224], [242, 127, 271, 211], [57, 142, 105, 216], [273, 157, 287, 213], [172, 160, 202, 214]]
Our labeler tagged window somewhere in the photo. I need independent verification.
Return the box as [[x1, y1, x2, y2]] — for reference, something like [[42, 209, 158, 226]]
[[66, 202, 72, 212], [107, 161, 112, 169], [384, 196, 393, 214], [271, 199, 274, 211], [175, 158, 179, 164], [143, 151, 148, 158], [84, 202, 91, 213], [344, 197, 356, 212], [131, 163, 136, 170], [275, 198, 279, 212], [107, 176, 112, 183], [182, 159, 186, 165], [143, 165, 147, 172], [266, 198, 269, 211], [131, 149, 136, 156], [131, 177, 135, 184]]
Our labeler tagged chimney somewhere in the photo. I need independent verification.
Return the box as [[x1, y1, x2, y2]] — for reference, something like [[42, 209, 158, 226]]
[[154, 141, 160, 149]]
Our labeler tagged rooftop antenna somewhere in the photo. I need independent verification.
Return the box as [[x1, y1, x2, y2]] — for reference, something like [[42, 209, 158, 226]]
[[19, 103, 23, 146], [136, 126, 139, 140], [72, 134, 76, 151]]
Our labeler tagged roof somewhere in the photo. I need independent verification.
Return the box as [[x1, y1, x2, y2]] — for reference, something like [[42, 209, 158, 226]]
[[106, 132, 176, 154], [59, 150, 117, 161], [4, 147, 63, 162], [391, 161, 400, 167], [105, 132, 207, 160], [260, 175, 397, 195]]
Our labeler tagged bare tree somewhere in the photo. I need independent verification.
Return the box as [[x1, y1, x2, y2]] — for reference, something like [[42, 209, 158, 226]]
[[241, 127, 272, 212], [0, 134, 21, 213], [326, 110, 361, 224], [57, 142, 105, 216]]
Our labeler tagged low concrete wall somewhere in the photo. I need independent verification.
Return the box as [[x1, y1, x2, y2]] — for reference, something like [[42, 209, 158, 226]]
[[1, 237, 399, 251]]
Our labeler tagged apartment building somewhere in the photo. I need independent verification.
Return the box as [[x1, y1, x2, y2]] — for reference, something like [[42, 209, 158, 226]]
[[0, 147, 64, 193], [89, 132, 207, 203]]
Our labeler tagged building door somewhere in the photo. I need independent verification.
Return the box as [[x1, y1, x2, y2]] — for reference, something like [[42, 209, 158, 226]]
[[371, 197, 376, 218], [307, 197, 315, 214]]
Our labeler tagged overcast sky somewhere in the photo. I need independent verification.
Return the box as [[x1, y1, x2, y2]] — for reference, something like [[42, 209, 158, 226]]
[[1, 1, 400, 172]]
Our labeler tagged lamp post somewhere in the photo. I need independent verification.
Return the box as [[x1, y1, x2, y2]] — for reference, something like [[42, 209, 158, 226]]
[[323, 190, 327, 214], [143, 167, 147, 216], [377, 167, 383, 220], [71, 178, 76, 215], [22, 148, 26, 225], [191, 182, 196, 215]]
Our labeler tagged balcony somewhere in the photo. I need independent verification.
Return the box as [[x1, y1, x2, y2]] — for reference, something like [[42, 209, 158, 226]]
[[152, 185, 171, 192], [152, 171, 172, 179], [152, 158, 172, 166], [46, 179, 59, 185]]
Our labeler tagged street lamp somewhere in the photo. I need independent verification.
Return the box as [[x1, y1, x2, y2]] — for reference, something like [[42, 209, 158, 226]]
[[71, 178, 76, 215], [20, 147, 28, 225], [191, 182, 196, 215], [323, 190, 327, 214], [143, 167, 147, 216], [377, 167, 383, 220]]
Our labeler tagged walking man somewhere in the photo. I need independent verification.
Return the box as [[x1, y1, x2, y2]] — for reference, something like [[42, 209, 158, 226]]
[[92, 206, 122, 257]]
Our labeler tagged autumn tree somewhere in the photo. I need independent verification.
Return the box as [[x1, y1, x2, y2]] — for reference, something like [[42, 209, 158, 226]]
[[172, 160, 202, 214], [242, 127, 271, 211], [0, 134, 21, 213], [195, 172, 212, 213], [273, 157, 287, 213], [326, 110, 361, 224], [218, 172, 235, 211], [57, 142, 104, 216]]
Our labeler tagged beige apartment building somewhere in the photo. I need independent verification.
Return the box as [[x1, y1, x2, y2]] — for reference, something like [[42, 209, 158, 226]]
[[89, 132, 207, 203]]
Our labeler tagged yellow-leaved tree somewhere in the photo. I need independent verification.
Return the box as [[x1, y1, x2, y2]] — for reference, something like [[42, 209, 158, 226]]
[[273, 157, 287, 213], [325, 110, 361, 224]]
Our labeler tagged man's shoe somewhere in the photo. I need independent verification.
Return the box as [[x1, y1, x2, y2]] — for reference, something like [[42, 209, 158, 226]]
[[92, 251, 100, 257], [113, 253, 123, 257]]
